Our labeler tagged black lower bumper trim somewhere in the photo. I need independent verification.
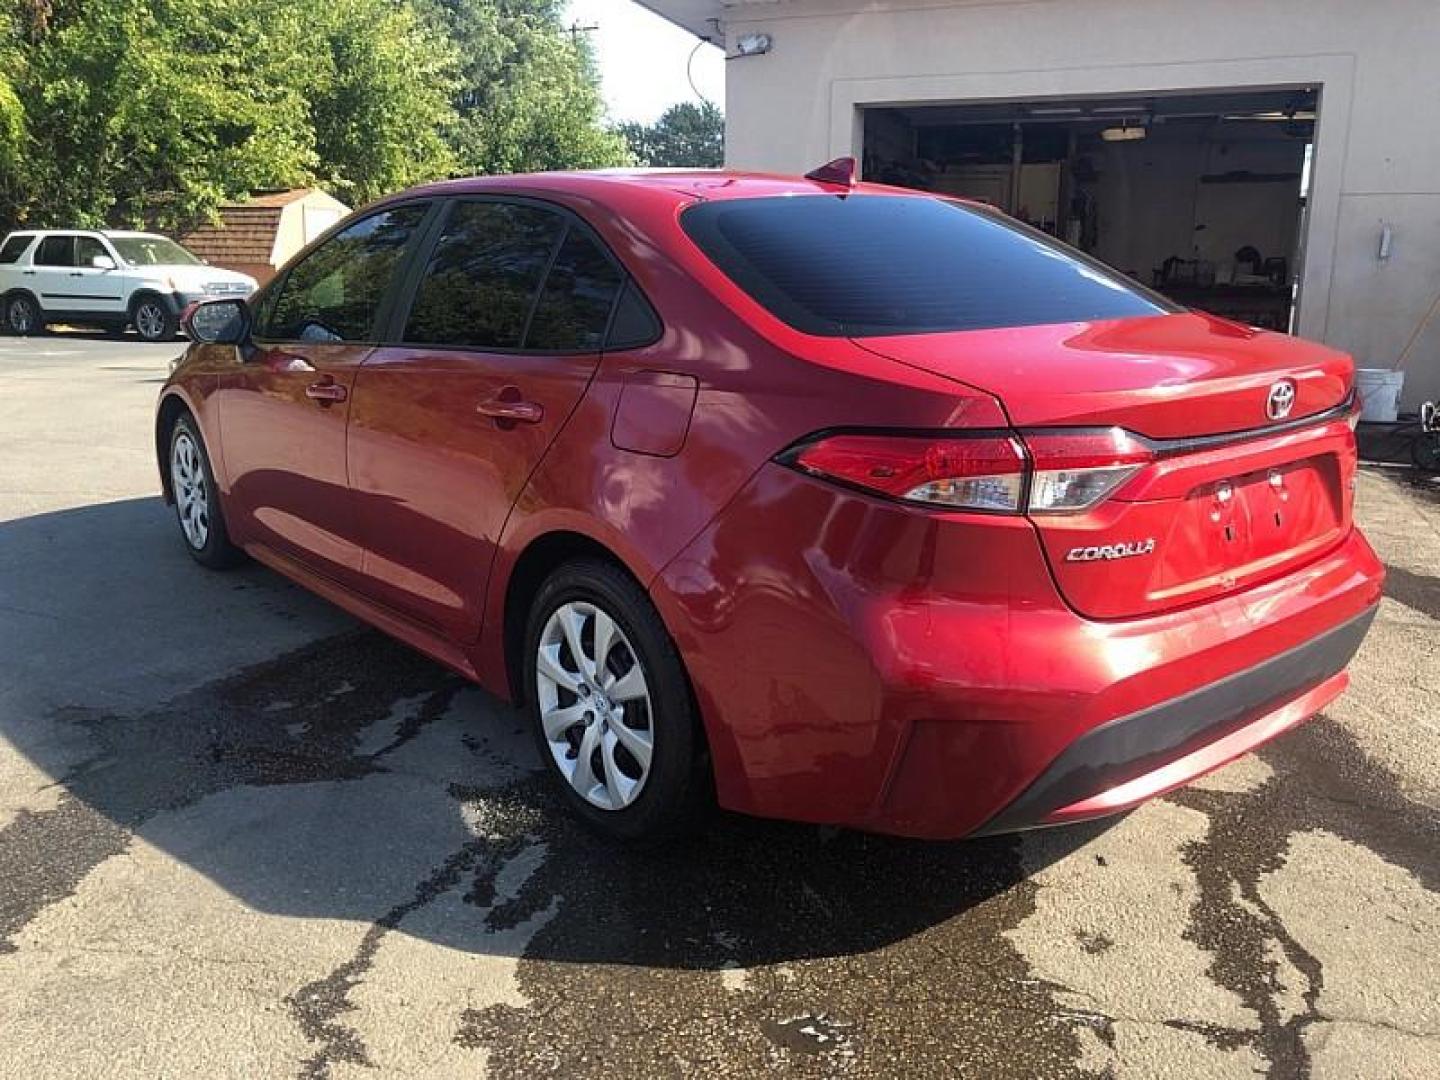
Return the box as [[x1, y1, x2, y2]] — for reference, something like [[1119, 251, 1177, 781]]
[[975, 605, 1378, 835]]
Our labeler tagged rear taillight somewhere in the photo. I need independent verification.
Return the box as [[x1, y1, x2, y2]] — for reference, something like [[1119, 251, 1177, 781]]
[[781, 427, 1153, 515], [787, 433, 1026, 512], [1022, 428, 1152, 513]]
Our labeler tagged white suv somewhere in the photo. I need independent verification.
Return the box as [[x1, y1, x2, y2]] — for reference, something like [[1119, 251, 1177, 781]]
[[0, 230, 257, 341]]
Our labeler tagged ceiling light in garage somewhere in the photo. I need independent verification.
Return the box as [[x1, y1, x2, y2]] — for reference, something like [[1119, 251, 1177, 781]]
[[1101, 123, 1147, 142]]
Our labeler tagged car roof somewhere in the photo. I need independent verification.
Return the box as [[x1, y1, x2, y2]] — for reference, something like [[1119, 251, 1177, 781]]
[[394, 168, 921, 210], [1, 228, 166, 239]]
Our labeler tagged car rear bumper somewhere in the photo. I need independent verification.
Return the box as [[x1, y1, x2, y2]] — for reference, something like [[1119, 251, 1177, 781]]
[[971, 605, 1375, 835], [653, 462, 1385, 840]]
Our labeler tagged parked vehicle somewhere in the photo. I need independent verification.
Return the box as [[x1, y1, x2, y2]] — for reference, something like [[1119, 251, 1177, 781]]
[[156, 165, 1384, 842], [0, 230, 256, 341]]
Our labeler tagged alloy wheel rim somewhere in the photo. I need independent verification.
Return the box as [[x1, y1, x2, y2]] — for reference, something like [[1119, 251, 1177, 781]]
[[535, 600, 654, 811], [9, 299, 33, 333], [170, 432, 209, 550], [136, 303, 166, 339]]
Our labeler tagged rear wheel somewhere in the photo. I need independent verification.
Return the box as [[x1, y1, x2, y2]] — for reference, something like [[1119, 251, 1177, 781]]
[[523, 559, 710, 842], [1413, 434, 1440, 473], [169, 413, 244, 569], [3, 293, 42, 336], [133, 296, 177, 342]]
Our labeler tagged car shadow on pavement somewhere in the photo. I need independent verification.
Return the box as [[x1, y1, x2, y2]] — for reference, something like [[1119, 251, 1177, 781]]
[[1383, 563, 1440, 621], [0, 497, 1107, 975]]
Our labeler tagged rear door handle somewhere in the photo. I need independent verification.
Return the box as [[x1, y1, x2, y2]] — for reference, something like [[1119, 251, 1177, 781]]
[[478, 392, 543, 425], [305, 380, 348, 405]]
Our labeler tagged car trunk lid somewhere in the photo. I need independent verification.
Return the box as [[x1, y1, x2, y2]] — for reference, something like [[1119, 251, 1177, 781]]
[[856, 312, 1358, 619]]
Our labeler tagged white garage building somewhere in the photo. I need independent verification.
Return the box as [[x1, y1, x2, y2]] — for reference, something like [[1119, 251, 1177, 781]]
[[642, 0, 1440, 411]]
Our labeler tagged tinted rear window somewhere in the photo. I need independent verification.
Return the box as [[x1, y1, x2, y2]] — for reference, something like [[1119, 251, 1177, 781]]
[[0, 235, 33, 264], [681, 195, 1172, 337], [525, 227, 624, 352], [35, 235, 75, 267]]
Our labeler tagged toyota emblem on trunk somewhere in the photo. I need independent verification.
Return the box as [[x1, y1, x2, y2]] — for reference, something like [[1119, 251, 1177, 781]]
[[1266, 380, 1296, 421]]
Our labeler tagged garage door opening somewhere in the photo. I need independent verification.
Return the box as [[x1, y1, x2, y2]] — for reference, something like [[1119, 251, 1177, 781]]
[[862, 88, 1316, 331]]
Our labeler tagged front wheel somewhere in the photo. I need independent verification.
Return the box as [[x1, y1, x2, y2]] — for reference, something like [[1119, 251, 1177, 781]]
[[523, 559, 710, 842], [133, 297, 178, 342], [169, 413, 244, 568], [3, 294, 43, 336]]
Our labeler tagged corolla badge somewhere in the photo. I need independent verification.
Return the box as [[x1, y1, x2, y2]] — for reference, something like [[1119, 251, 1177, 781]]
[[1266, 379, 1296, 421], [1065, 539, 1157, 562]]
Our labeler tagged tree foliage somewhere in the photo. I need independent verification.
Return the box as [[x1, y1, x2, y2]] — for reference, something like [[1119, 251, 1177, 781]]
[[619, 101, 724, 168], [0, 0, 629, 231]]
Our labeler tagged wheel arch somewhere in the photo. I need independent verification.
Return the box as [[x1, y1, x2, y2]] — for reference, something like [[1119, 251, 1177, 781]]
[[155, 389, 203, 504], [128, 287, 173, 317], [498, 526, 718, 812], [2, 288, 42, 322], [501, 529, 645, 707]]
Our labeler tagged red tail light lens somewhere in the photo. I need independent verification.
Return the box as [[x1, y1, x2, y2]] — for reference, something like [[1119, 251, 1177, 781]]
[[788, 433, 1026, 512], [1022, 428, 1152, 512]]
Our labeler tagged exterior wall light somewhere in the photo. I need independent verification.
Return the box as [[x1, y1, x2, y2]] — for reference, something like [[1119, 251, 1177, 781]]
[[732, 33, 773, 57]]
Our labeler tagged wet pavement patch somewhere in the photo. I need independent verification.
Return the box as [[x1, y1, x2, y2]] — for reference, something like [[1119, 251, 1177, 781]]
[[1171, 713, 1440, 1074], [0, 630, 463, 953], [452, 798, 1104, 1078]]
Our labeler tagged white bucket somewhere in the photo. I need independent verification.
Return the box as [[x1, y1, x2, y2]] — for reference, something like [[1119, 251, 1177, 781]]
[[1356, 368, 1405, 423]]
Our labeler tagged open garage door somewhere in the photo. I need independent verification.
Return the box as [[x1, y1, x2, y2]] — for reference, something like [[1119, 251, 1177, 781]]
[[862, 88, 1316, 332]]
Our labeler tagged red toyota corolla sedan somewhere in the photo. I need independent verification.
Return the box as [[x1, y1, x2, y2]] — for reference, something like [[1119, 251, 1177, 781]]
[[157, 165, 1383, 842]]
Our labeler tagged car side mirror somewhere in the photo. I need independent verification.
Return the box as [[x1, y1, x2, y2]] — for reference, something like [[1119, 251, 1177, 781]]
[[182, 298, 249, 345], [91, 254, 117, 271]]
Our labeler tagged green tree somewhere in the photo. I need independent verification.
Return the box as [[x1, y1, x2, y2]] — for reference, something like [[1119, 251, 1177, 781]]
[[423, 0, 629, 175], [307, 0, 458, 205], [619, 101, 723, 168], [5, 0, 317, 229], [0, 0, 626, 231]]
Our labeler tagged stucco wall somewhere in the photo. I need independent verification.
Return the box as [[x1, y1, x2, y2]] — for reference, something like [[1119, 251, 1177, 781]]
[[716, 0, 1440, 408]]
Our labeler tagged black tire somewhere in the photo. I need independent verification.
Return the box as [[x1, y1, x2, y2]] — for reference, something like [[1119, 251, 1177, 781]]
[[132, 295, 178, 342], [3, 293, 44, 336], [167, 413, 245, 569], [523, 558, 711, 843], [1413, 435, 1440, 473]]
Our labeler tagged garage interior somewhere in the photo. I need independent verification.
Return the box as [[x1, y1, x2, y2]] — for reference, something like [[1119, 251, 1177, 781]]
[[862, 88, 1316, 331]]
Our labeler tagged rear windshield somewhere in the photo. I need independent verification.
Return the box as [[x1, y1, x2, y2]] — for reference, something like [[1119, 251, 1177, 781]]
[[681, 195, 1174, 337]]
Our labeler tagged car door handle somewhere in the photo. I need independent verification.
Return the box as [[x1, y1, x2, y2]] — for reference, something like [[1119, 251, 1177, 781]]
[[478, 394, 543, 425], [305, 380, 348, 405]]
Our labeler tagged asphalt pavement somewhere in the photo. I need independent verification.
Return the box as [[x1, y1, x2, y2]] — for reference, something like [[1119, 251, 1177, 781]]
[[1, 332, 1437, 1079]]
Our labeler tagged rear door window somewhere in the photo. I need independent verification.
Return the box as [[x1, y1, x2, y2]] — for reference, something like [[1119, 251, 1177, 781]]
[[681, 195, 1173, 337], [262, 204, 429, 343], [403, 201, 566, 350], [526, 228, 625, 351], [34, 235, 76, 267], [0, 235, 33, 264]]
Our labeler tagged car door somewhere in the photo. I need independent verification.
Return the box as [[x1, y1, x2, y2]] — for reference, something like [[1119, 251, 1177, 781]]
[[348, 198, 626, 641], [66, 235, 128, 316], [217, 202, 433, 586], [28, 234, 77, 313]]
